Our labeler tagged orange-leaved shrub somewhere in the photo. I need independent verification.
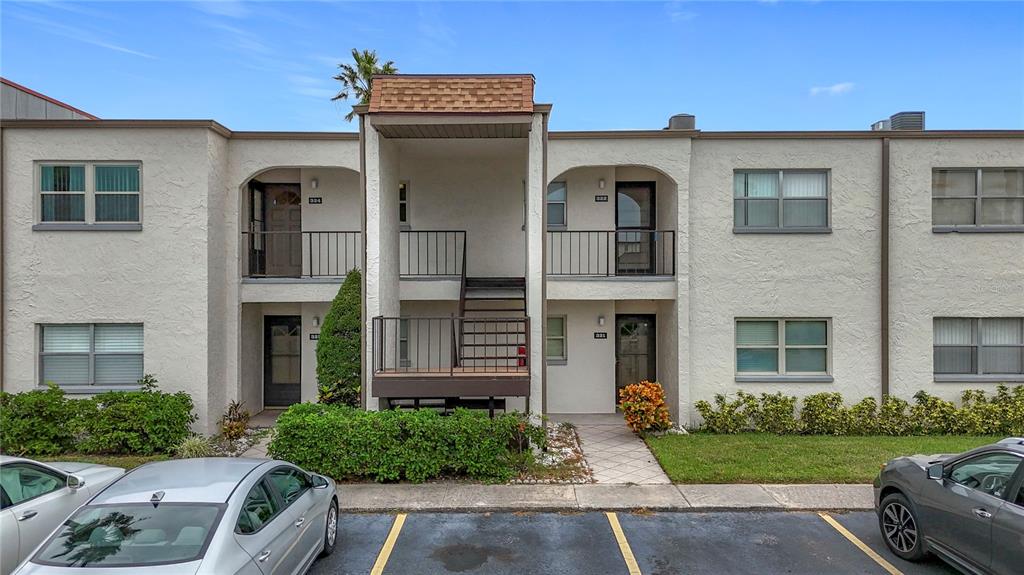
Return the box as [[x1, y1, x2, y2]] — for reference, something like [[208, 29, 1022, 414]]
[[618, 380, 673, 433]]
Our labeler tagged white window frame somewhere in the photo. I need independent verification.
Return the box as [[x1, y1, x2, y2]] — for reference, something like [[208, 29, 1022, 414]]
[[934, 317, 1024, 379], [733, 169, 831, 233], [547, 181, 567, 229], [38, 323, 144, 389], [932, 168, 1024, 232], [735, 318, 832, 379], [35, 161, 143, 228], [399, 181, 410, 227], [546, 315, 567, 364]]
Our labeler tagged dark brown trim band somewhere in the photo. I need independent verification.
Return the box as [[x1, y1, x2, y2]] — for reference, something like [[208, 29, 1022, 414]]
[[880, 137, 891, 399]]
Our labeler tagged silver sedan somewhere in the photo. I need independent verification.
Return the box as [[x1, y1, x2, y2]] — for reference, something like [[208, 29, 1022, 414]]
[[13, 458, 338, 575], [1, 456, 124, 575]]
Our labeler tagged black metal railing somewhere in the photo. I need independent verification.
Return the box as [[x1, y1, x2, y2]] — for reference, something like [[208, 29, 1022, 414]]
[[373, 316, 530, 375], [400, 230, 466, 277], [546, 230, 675, 276], [242, 231, 361, 278]]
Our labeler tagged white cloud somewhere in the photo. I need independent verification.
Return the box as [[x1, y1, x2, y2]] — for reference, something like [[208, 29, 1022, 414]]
[[664, 2, 697, 22], [192, 0, 250, 19], [809, 82, 855, 96], [9, 8, 156, 59]]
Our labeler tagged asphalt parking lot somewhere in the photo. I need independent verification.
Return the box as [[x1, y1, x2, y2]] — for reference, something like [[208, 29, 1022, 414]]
[[309, 511, 958, 575]]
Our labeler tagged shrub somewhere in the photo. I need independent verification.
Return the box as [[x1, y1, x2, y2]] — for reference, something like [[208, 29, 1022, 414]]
[[619, 381, 673, 433], [317, 269, 362, 406], [175, 434, 214, 458], [219, 400, 251, 442], [0, 385, 87, 455], [752, 392, 799, 435], [80, 376, 196, 455], [695, 392, 757, 434], [992, 385, 1024, 435], [799, 393, 851, 435], [848, 397, 879, 435], [909, 391, 958, 435], [268, 404, 545, 483], [877, 395, 912, 436]]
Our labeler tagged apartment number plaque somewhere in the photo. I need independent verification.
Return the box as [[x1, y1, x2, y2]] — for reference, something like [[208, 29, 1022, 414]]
[[308, 197, 323, 204], [595, 195, 609, 202], [594, 332, 608, 339], [309, 333, 320, 340]]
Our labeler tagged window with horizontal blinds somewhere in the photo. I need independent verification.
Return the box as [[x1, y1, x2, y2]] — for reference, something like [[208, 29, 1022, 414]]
[[736, 319, 830, 375], [547, 182, 567, 227], [546, 316, 567, 360], [734, 170, 828, 230], [40, 324, 144, 386], [934, 318, 1024, 375]]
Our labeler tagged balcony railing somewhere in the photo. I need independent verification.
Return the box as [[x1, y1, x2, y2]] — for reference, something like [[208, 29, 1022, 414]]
[[242, 231, 361, 278], [546, 230, 675, 276], [400, 230, 466, 277], [372, 316, 529, 376]]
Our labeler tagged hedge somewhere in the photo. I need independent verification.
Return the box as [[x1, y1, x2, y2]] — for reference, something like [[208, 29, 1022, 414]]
[[0, 376, 195, 456], [268, 403, 545, 483], [317, 269, 361, 406], [695, 385, 1024, 436]]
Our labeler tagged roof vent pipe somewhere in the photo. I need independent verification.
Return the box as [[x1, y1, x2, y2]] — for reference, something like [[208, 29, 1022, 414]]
[[666, 114, 696, 130]]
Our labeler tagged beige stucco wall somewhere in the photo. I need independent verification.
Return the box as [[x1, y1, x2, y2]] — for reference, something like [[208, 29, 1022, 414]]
[[1, 127, 221, 431], [888, 138, 1024, 400], [687, 138, 883, 423]]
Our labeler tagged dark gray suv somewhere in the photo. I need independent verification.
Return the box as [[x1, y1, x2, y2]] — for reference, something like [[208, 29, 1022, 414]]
[[874, 437, 1024, 574]]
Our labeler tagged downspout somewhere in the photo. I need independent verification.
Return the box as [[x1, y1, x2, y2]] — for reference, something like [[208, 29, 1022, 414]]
[[358, 112, 368, 410], [0, 126, 5, 391], [880, 137, 890, 398]]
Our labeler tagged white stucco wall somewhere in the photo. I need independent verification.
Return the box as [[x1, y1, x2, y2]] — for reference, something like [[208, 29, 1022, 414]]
[[889, 138, 1024, 401], [688, 138, 883, 423], [545, 300, 617, 413], [2, 127, 220, 431]]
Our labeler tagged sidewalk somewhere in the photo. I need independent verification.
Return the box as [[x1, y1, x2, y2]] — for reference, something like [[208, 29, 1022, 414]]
[[337, 483, 874, 512]]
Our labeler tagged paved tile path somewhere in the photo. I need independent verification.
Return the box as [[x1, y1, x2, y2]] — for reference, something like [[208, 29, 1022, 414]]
[[553, 414, 671, 484]]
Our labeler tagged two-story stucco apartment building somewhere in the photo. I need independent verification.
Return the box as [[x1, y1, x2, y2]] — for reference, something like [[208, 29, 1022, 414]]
[[1, 74, 1022, 432]]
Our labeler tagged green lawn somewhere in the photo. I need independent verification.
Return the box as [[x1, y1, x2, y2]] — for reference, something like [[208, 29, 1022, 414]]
[[36, 454, 170, 470], [645, 433, 998, 484]]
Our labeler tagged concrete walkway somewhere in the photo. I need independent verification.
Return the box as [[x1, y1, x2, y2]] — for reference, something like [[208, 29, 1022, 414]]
[[337, 483, 874, 512], [550, 413, 670, 484]]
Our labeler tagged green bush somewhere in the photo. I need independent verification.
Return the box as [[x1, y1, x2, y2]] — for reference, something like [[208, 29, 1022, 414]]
[[317, 269, 362, 406], [268, 404, 546, 483], [0, 385, 87, 455], [175, 434, 214, 458], [79, 376, 196, 455], [695, 386, 1024, 436]]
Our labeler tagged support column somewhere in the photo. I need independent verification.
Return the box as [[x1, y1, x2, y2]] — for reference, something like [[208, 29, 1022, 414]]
[[525, 112, 547, 417]]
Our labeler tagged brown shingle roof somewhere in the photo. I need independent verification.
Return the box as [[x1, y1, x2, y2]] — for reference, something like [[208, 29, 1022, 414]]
[[368, 74, 534, 114]]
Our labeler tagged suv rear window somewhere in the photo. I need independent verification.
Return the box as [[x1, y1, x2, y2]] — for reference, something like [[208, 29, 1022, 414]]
[[33, 503, 224, 567]]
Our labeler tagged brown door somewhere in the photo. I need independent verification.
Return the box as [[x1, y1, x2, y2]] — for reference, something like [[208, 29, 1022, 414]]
[[615, 315, 657, 404], [264, 316, 301, 407], [263, 183, 302, 277], [615, 182, 656, 275]]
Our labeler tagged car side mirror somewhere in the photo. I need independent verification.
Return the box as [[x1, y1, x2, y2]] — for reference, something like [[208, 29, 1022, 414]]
[[926, 463, 944, 481], [67, 475, 86, 490], [311, 475, 329, 489]]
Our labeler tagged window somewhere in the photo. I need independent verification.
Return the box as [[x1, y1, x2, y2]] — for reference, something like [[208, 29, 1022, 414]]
[[734, 170, 829, 230], [40, 324, 144, 387], [934, 318, 1024, 376], [547, 181, 567, 227], [266, 467, 310, 506], [933, 168, 1024, 228], [38, 163, 141, 225], [546, 316, 567, 362], [399, 181, 409, 225], [237, 482, 279, 534], [399, 319, 410, 367], [0, 463, 65, 508], [736, 319, 829, 374], [948, 452, 1021, 499]]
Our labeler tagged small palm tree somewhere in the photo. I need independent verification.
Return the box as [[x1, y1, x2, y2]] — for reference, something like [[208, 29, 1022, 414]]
[[332, 48, 397, 121]]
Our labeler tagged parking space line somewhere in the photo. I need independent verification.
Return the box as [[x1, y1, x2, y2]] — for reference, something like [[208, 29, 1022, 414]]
[[605, 512, 643, 575], [818, 512, 903, 575], [369, 513, 407, 575]]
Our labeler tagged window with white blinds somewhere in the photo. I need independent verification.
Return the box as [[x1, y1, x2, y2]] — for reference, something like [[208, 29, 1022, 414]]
[[38, 163, 141, 225], [734, 170, 829, 230], [736, 319, 830, 375], [934, 318, 1024, 375], [40, 324, 144, 386]]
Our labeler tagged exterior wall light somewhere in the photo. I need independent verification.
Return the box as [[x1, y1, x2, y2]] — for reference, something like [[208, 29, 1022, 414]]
[[310, 178, 319, 190], [598, 178, 606, 189], [598, 315, 606, 326], [313, 315, 321, 327]]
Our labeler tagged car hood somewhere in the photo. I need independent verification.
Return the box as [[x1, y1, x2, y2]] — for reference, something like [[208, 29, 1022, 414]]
[[14, 560, 202, 575], [896, 453, 954, 468], [44, 462, 124, 477]]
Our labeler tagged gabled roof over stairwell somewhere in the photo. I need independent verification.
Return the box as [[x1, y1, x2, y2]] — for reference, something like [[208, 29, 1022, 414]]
[[367, 74, 535, 114]]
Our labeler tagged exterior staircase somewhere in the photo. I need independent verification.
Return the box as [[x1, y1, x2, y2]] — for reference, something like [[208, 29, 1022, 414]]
[[459, 277, 528, 372]]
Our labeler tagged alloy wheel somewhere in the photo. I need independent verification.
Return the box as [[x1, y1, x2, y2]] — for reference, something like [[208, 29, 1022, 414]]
[[327, 505, 338, 547], [882, 502, 918, 553]]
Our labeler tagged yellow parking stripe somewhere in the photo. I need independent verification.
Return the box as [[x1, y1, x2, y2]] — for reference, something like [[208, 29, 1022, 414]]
[[370, 513, 407, 575], [605, 512, 643, 575], [818, 512, 903, 575]]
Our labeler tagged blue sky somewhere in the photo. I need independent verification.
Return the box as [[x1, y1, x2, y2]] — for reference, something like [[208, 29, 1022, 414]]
[[2, 1, 1022, 131]]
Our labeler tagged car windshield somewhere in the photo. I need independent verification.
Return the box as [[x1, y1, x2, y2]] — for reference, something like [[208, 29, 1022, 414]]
[[33, 503, 223, 567]]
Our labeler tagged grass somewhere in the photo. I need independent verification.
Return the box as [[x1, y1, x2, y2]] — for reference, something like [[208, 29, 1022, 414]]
[[645, 433, 998, 484], [36, 454, 170, 470]]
